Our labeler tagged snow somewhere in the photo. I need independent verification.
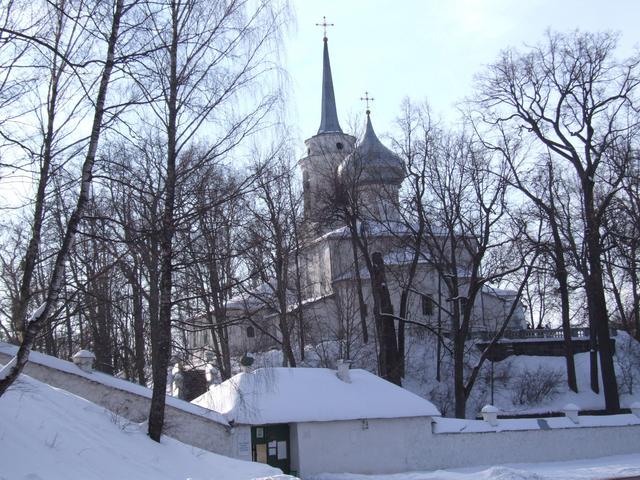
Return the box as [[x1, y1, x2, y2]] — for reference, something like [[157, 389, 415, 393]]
[[490, 351, 640, 416], [399, 332, 640, 419], [72, 349, 96, 359], [0, 373, 284, 480], [481, 405, 499, 413], [307, 454, 640, 480], [192, 367, 440, 424], [433, 412, 640, 433], [29, 302, 47, 323], [0, 341, 228, 425], [0, 352, 16, 381]]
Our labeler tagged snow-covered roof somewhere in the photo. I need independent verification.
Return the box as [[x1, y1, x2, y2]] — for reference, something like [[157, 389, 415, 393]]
[[482, 286, 519, 299], [0, 342, 228, 426], [192, 367, 440, 424]]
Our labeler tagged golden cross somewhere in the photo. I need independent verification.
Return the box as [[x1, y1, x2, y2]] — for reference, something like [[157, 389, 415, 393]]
[[315, 16, 334, 39], [360, 91, 375, 111]]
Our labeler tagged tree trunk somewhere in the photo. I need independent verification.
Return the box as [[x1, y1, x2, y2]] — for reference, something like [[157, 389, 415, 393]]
[[370, 252, 401, 385], [550, 218, 578, 393], [148, 2, 180, 441], [584, 184, 619, 412], [350, 233, 369, 344]]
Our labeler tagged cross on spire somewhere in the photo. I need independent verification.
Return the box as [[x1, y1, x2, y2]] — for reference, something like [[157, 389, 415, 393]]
[[360, 91, 375, 113], [315, 16, 334, 40]]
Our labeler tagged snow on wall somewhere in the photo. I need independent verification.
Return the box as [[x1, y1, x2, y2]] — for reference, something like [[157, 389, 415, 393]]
[[294, 415, 640, 476], [0, 349, 247, 459]]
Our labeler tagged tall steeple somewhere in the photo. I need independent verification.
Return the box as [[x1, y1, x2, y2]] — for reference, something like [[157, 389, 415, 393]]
[[316, 21, 342, 134], [300, 18, 355, 235]]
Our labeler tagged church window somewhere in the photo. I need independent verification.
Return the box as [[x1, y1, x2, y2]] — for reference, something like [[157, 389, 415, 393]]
[[459, 297, 469, 314], [422, 294, 434, 316], [336, 142, 343, 150], [247, 325, 255, 338]]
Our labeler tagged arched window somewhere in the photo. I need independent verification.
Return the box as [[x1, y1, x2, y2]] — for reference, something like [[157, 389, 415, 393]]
[[422, 294, 434, 316], [247, 325, 255, 338]]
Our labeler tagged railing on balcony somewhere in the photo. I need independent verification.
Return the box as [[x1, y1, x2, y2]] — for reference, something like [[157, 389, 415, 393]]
[[473, 326, 617, 342]]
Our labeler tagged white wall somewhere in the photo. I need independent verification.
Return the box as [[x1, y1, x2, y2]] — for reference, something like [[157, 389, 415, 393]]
[[293, 416, 640, 476], [294, 416, 433, 475]]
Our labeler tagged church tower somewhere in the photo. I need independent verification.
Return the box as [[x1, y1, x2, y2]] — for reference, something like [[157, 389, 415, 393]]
[[338, 108, 405, 222], [299, 30, 355, 233]]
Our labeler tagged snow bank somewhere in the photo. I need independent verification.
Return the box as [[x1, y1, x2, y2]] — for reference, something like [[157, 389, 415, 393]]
[[306, 453, 640, 480], [0, 374, 283, 480], [193, 367, 440, 424]]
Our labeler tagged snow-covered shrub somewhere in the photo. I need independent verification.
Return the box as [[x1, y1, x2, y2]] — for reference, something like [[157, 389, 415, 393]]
[[429, 381, 454, 417], [511, 366, 563, 406], [615, 333, 640, 395]]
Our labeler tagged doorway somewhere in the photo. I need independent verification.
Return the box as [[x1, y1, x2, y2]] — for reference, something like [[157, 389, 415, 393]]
[[251, 424, 290, 474]]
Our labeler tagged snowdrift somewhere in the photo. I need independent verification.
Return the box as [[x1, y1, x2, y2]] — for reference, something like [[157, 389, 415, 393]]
[[0, 374, 284, 480]]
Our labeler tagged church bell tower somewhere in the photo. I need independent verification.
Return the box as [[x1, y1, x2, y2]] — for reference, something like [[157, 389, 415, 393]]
[[298, 21, 355, 234]]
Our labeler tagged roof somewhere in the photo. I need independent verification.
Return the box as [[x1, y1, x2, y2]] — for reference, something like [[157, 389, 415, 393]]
[[0, 342, 228, 426], [317, 37, 342, 134], [338, 111, 405, 186], [482, 286, 519, 299], [192, 367, 440, 424]]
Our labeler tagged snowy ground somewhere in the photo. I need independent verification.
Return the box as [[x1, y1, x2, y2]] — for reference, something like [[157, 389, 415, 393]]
[[309, 454, 640, 480], [0, 374, 285, 480]]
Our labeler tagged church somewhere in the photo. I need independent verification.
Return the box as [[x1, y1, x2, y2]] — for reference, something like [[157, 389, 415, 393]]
[[190, 31, 527, 365]]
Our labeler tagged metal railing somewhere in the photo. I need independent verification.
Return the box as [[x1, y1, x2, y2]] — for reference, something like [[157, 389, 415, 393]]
[[474, 326, 617, 342]]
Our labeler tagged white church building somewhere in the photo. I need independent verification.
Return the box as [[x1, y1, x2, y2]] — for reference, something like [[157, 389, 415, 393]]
[[190, 32, 526, 361]]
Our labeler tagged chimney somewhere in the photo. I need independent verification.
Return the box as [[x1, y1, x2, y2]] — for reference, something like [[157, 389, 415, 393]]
[[336, 359, 351, 383], [72, 350, 96, 373]]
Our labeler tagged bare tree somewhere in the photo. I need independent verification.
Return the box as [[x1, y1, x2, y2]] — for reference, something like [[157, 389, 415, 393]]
[[474, 31, 640, 412], [0, 0, 131, 396], [127, 0, 286, 441], [394, 104, 534, 417], [243, 154, 300, 367]]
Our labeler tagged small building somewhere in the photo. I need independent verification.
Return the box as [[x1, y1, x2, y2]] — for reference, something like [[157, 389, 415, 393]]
[[192, 363, 440, 476]]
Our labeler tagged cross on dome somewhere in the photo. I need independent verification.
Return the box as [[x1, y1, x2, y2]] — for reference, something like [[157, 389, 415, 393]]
[[315, 16, 334, 40], [360, 91, 375, 114]]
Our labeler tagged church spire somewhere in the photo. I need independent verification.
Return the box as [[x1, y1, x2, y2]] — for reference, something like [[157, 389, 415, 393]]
[[316, 17, 342, 134]]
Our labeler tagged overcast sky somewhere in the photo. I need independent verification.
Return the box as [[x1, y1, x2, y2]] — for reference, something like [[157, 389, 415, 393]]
[[283, 0, 640, 149]]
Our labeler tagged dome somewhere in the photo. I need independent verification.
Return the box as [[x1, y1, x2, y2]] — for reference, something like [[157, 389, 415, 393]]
[[338, 111, 405, 186]]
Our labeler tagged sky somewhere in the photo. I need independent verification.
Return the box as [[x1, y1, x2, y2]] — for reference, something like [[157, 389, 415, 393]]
[[283, 0, 640, 152]]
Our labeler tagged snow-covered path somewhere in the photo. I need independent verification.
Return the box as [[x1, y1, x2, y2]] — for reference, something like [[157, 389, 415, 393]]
[[309, 454, 640, 480]]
